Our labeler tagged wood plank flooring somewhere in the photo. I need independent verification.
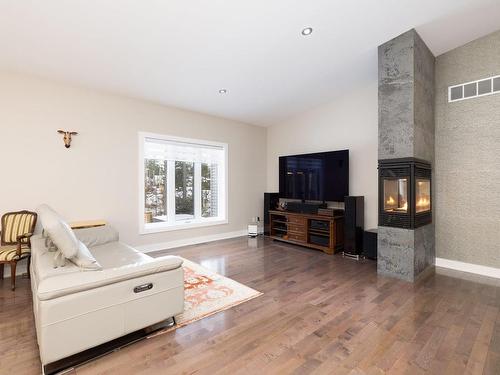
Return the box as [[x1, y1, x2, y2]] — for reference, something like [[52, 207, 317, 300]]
[[2, 236, 500, 374]]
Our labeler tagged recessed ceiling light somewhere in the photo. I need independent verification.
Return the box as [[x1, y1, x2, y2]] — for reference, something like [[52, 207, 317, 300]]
[[301, 27, 313, 36], [219, 89, 227, 94]]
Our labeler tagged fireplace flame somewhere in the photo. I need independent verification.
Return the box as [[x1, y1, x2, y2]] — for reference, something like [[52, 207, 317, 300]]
[[417, 197, 430, 210], [386, 196, 408, 211]]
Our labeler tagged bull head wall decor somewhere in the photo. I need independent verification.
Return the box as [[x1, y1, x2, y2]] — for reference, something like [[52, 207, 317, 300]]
[[57, 130, 78, 148]]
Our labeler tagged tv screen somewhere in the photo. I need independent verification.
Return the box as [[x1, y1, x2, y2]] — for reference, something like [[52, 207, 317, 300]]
[[279, 150, 349, 202]]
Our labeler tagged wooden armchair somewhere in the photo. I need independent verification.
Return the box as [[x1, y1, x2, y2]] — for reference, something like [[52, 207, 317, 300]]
[[0, 210, 37, 290]]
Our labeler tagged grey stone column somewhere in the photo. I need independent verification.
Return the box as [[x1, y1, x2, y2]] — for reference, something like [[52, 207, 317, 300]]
[[377, 29, 435, 282]]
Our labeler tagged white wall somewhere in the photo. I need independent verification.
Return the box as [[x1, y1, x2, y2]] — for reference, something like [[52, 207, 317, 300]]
[[0, 72, 266, 249], [266, 81, 378, 229]]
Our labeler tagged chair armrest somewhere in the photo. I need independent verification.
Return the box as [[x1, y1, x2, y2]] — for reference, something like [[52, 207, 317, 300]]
[[15, 232, 34, 255], [36, 255, 184, 301], [17, 232, 34, 241]]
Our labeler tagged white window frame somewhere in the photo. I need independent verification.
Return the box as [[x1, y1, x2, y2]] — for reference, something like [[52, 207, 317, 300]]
[[139, 132, 228, 234]]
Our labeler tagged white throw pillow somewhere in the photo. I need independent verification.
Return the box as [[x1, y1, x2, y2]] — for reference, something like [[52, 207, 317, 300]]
[[36, 204, 79, 259], [70, 241, 102, 270], [53, 248, 67, 268], [42, 231, 58, 252]]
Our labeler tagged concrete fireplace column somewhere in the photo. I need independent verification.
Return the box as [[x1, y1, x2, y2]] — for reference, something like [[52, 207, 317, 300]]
[[377, 29, 435, 282]]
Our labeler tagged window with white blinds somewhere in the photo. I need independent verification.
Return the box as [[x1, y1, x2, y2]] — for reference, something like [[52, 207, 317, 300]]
[[139, 133, 227, 233]]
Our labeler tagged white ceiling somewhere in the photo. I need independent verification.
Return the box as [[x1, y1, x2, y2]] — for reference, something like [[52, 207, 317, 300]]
[[1, 1, 499, 126]]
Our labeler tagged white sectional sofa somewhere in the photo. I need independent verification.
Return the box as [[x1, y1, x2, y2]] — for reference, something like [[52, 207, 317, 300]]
[[30, 207, 184, 373]]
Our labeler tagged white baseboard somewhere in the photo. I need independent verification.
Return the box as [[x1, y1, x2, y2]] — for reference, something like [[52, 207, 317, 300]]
[[3, 262, 27, 278], [435, 257, 500, 279], [135, 229, 248, 254]]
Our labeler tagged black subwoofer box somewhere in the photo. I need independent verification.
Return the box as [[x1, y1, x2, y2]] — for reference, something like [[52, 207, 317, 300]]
[[363, 229, 378, 260], [264, 193, 279, 235], [343, 196, 364, 255]]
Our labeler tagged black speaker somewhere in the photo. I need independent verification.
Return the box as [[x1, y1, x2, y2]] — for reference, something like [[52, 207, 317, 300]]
[[264, 193, 279, 235], [343, 196, 364, 256], [286, 201, 326, 214], [363, 229, 378, 260]]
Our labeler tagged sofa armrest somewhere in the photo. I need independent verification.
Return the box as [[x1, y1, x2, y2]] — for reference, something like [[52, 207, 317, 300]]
[[36, 255, 183, 301]]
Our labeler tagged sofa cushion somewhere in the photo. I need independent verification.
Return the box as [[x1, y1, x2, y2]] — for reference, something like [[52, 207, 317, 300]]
[[36, 204, 79, 259], [36, 255, 183, 300], [70, 241, 102, 270], [30, 230, 184, 301], [74, 225, 119, 248], [90, 241, 152, 269]]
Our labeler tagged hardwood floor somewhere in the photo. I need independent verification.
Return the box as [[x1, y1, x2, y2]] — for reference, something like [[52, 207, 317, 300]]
[[2, 236, 500, 374]]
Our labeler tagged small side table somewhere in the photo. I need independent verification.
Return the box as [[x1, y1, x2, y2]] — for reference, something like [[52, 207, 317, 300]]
[[70, 220, 107, 230]]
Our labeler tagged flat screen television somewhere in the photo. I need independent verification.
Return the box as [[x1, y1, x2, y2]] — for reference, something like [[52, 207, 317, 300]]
[[279, 150, 349, 202]]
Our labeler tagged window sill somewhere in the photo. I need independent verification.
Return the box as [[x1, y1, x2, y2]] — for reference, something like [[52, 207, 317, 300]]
[[140, 218, 228, 235]]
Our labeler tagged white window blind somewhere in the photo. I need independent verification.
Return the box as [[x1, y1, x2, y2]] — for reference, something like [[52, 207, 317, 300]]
[[144, 137, 225, 164]]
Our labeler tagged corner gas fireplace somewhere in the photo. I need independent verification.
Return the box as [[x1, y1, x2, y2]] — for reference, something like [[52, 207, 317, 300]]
[[378, 158, 432, 229]]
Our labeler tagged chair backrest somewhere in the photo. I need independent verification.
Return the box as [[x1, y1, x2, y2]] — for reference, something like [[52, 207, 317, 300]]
[[1, 211, 38, 246]]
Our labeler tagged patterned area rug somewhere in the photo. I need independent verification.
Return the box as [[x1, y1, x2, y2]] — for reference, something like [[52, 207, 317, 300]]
[[152, 258, 262, 334]]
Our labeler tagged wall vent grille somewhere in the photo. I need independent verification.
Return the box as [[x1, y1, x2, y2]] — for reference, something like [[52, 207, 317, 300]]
[[449, 75, 500, 102]]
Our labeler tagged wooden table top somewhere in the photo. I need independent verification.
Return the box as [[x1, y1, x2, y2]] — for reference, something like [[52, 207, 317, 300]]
[[69, 220, 107, 229]]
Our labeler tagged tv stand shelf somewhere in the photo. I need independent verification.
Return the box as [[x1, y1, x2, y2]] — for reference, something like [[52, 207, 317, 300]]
[[269, 210, 344, 254]]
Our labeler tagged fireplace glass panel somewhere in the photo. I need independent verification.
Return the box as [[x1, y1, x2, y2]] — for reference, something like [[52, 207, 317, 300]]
[[383, 178, 408, 213], [416, 179, 431, 213]]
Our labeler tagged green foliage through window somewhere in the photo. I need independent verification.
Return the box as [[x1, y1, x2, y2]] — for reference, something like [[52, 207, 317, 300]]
[[144, 159, 167, 223]]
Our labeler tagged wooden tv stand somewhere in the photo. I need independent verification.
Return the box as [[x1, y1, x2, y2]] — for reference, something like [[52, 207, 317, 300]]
[[269, 210, 344, 254]]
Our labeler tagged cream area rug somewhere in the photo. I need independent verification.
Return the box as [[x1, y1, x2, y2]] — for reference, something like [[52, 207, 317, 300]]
[[153, 258, 262, 334]]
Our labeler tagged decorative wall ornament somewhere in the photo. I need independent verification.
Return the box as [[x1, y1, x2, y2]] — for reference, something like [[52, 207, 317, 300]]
[[57, 130, 78, 148]]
